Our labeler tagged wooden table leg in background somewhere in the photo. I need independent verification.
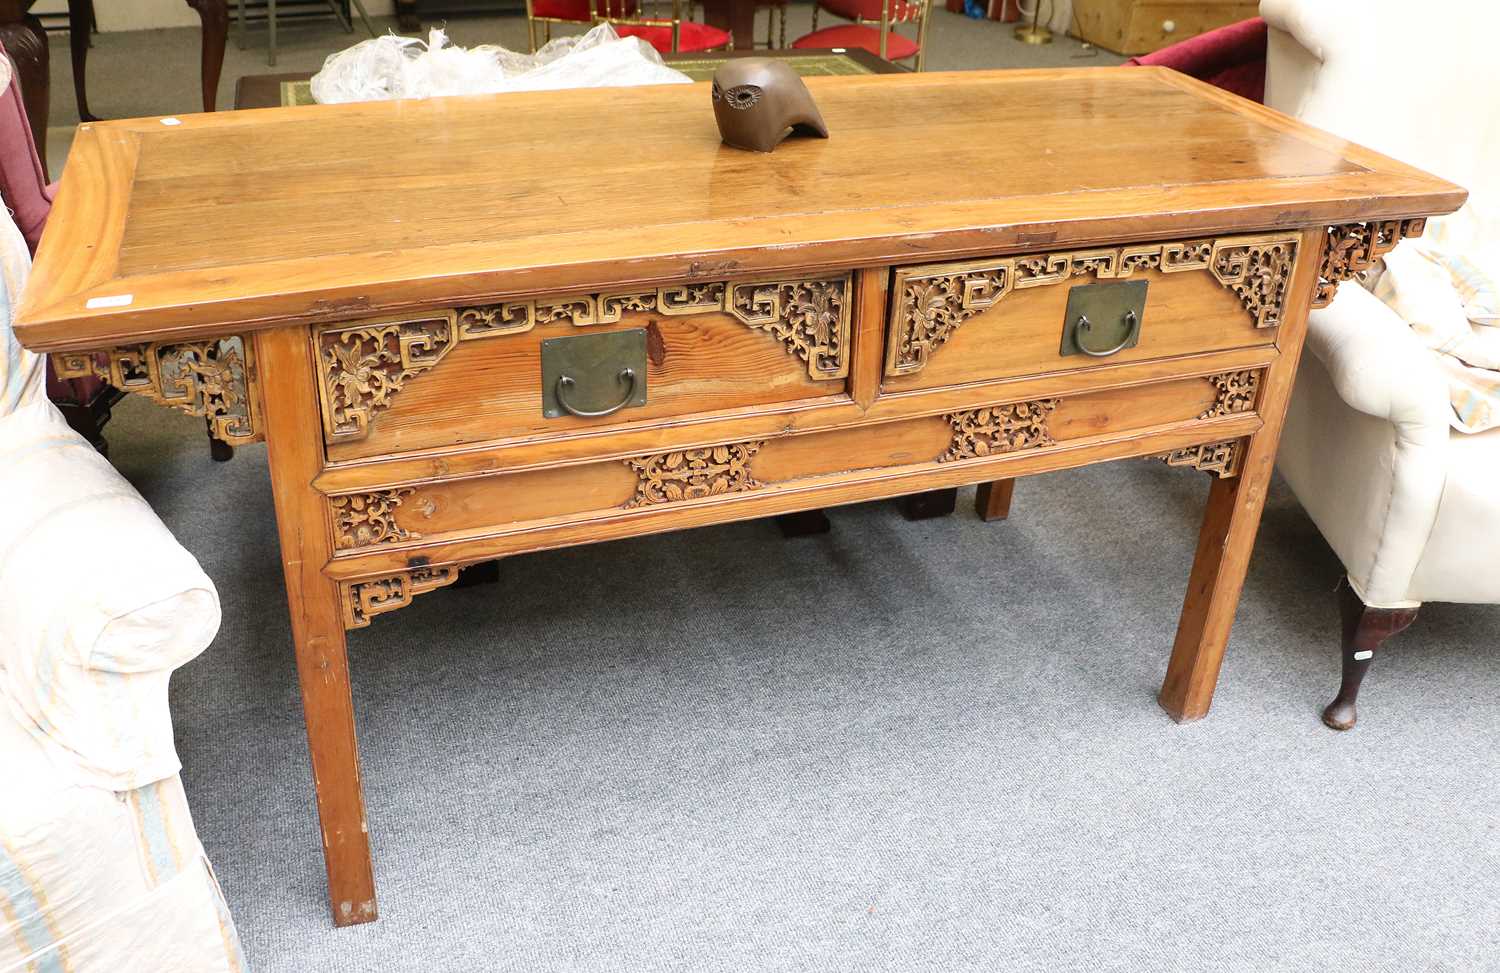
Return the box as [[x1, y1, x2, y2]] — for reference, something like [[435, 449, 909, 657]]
[[69, 0, 228, 118], [1158, 225, 1320, 722], [257, 327, 379, 927], [0, 0, 50, 172], [186, 0, 228, 111], [700, 0, 757, 50]]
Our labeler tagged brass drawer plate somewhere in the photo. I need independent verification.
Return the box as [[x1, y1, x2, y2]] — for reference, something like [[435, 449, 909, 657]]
[[1060, 280, 1147, 358], [540, 329, 649, 419]]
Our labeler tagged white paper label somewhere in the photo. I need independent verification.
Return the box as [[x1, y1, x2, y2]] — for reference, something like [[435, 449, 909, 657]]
[[160, 117, 182, 126], [1353, 650, 1374, 661], [86, 294, 134, 309]]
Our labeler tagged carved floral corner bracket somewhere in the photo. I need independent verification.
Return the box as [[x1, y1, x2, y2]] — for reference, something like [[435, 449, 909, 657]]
[[341, 565, 461, 629], [52, 337, 261, 445], [1199, 370, 1261, 420], [317, 315, 455, 443], [623, 441, 765, 508], [886, 234, 1299, 377], [1313, 218, 1427, 308], [1158, 441, 1244, 479], [331, 488, 422, 550], [939, 399, 1058, 462]]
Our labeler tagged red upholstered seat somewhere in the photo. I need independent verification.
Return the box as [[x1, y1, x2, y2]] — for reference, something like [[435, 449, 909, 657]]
[[531, 0, 593, 19], [613, 20, 732, 52], [792, 24, 919, 59], [817, 0, 922, 23]]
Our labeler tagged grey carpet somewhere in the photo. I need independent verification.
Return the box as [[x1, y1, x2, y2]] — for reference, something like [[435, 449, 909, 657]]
[[45, 13, 1498, 971], [100, 393, 1500, 973]]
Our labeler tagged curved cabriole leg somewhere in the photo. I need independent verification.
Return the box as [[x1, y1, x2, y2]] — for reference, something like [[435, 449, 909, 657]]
[[186, 0, 229, 112], [1322, 581, 1418, 731]]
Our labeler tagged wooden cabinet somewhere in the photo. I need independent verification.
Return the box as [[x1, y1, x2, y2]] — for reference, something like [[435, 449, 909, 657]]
[[1071, 0, 1260, 55]]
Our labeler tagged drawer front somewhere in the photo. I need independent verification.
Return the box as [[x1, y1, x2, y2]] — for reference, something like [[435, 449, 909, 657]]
[[325, 366, 1265, 561], [318, 274, 854, 462], [883, 233, 1297, 393]]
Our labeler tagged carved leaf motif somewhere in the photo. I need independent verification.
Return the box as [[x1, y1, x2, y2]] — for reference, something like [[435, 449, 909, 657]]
[[318, 317, 455, 441], [1313, 218, 1426, 307], [728, 279, 851, 379], [331, 489, 421, 550], [624, 441, 764, 507], [1210, 240, 1297, 328], [54, 338, 261, 445], [940, 400, 1058, 462]]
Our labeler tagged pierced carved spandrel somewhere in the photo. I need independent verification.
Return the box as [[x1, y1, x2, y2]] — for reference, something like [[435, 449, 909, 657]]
[[1159, 441, 1243, 479], [940, 399, 1058, 462], [318, 315, 455, 442], [1210, 235, 1299, 328], [1313, 218, 1427, 308], [624, 441, 764, 507], [342, 565, 460, 629], [456, 301, 533, 339], [1199, 370, 1260, 420], [726, 277, 852, 380], [331, 489, 420, 550], [887, 234, 1299, 377], [52, 337, 261, 445]]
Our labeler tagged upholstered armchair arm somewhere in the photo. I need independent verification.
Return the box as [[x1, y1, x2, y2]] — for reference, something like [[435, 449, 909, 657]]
[[1304, 283, 1452, 443], [0, 402, 220, 791]]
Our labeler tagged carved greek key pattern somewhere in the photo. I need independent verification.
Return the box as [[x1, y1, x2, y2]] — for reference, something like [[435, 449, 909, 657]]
[[317, 315, 456, 442], [331, 489, 420, 550], [887, 233, 1299, 376], [624, 441, 765, 507], [940, 400, 1058, 462], [1313, 219, 1427, 308], [1159, 441, 1243, 479], [1199, 370, 1260, 420], [53, 337, 261, 445], [455, 277, 850, 381], [343, 565, 460, 629]]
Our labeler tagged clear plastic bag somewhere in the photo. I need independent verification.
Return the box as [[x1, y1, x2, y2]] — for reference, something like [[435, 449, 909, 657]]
[[309, 24, 692, 104]]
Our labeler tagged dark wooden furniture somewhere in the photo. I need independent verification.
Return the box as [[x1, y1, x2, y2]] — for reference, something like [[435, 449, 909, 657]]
[[1071, 0, 1258, 56], [0, 0, 227, 171], [20, 68, 1462, 927]]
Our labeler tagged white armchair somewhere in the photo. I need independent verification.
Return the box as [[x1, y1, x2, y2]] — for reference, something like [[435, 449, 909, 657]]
[[1266, 0, 1500, 727], [0, 202, 246, 969]]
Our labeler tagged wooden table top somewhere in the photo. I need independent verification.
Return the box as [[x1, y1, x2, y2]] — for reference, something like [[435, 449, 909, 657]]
[[19, 67, 1463, 352]]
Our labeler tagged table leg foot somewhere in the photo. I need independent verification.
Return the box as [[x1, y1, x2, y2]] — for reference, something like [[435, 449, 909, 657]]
[[900, 488, 957, 521], [1321, 581, 1417, 731], [775, 509, 832, 537], [975, 479, 1014, 522]]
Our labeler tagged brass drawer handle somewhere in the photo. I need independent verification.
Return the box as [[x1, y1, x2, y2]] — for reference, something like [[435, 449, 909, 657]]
[[1073, 309, 1139, 358], [554, 368, 638, 418]]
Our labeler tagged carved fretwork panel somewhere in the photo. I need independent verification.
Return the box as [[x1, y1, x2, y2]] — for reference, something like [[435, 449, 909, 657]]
[[1159, 441, 1243, 479], [887, 234, 1300, 376], [52, 337, 261, 445], [342, 565, 460, 629], [623, 441, 765, 507], [330, 489, 420, 550], [1199, 370, 1261, 419], [317, 315, 456, 442], [939, 399, 1058, 462], [456, 276, 850, 380], [1313, 218, 1427, 308]]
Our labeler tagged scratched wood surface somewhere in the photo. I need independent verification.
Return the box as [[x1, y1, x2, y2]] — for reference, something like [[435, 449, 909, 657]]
[[16, 67, 1463, 352]]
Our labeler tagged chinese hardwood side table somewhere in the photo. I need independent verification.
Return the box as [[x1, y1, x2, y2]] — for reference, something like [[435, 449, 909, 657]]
[[16, 68, 1464, 926]]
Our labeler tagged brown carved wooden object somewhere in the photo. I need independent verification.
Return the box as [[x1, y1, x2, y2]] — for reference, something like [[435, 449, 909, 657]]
[[1322, 581, 1419, 731]]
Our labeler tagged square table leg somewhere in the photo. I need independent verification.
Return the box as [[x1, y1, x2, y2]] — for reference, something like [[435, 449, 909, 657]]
[[1158, 225, 1320, 722], [257, 327, 379, 926]]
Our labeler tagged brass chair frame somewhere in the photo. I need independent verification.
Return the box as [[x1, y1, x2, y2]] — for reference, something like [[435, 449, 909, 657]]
[[810, 0, 932, 69], [588, 0, 733, 52]]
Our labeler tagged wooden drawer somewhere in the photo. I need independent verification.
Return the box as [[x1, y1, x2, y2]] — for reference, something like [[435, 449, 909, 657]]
[[316, 273, 855, 462], [323, 365, 1266, 575], [1071, 0, 1261, 55], [882, 233, 1297, 394]]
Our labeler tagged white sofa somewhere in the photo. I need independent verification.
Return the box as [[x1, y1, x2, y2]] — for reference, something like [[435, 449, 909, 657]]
[[1266, 0, 1500, 727], [0, 195, 246, 969]]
